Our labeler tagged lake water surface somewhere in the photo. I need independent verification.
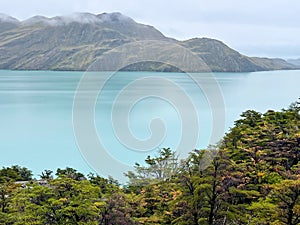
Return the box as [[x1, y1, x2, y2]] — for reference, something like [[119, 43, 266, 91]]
[[0, 70, 299, 180]]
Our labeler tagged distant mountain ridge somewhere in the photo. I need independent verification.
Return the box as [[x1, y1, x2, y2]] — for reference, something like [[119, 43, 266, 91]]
[[0, 12, 297, 72], [287, 58, 300, 66]]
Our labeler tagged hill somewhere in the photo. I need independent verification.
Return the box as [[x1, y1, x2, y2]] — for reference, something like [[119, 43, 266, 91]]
[[0, 12, 297, 72], [288, 58, 300, 66]]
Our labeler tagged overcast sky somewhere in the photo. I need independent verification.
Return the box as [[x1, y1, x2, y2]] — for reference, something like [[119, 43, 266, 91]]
[[0, 0, 299, 59]]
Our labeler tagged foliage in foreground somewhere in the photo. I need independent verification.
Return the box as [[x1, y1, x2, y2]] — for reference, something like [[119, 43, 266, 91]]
[[0, 100, 299, 224]]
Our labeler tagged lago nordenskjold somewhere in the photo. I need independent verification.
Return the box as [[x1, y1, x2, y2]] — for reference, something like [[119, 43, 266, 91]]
[[0, 70, 299, 180]]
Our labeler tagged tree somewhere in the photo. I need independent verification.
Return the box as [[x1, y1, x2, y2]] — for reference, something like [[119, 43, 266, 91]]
[[125, 148, 179, 187], [88, 173, 120, 195], [56, 167, 85, 181], [99, 193, 137, 225], [8, 183, 47, 224], [0, 165, 32, 182], [39, 170, 53, 180], [43, 178, 102, 224], [269, 179, 300, 225], [173, 148, 232, 225], [0, 181, 18, 213]]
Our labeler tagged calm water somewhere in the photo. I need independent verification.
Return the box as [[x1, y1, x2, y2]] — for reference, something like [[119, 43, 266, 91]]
[[0, 70, 299, 180]]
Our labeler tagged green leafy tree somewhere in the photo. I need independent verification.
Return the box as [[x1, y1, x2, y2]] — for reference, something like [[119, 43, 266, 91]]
[[39, 169, 53, 180], [0, 165, 32, 182], [125, 148, 179, 187], [56, 167, 85, 181], [270, 179, 300, 225]]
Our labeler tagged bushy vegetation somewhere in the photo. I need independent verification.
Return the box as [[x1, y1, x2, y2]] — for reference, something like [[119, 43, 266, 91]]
[[0, 100, 299, 224]]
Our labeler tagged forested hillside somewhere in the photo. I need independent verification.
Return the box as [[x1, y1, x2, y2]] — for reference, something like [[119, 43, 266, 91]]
[[0, 100, 299, 224]]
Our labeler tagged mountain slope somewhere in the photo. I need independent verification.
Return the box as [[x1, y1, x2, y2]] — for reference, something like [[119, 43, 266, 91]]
[[0, 12, 297, 72], [287, 58, 300, 66], [0, 13, 20, 33], [181, 38, 296, 72]]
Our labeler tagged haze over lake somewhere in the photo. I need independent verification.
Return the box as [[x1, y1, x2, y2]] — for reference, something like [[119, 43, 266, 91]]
[[0, 70, 299, 180]]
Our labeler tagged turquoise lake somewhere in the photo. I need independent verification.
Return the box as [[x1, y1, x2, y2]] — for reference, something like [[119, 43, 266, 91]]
[[0, 70, 299, 181]]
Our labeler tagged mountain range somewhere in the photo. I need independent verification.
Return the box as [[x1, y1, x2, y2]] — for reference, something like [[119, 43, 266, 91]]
[[0, 12, 297, 72]]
